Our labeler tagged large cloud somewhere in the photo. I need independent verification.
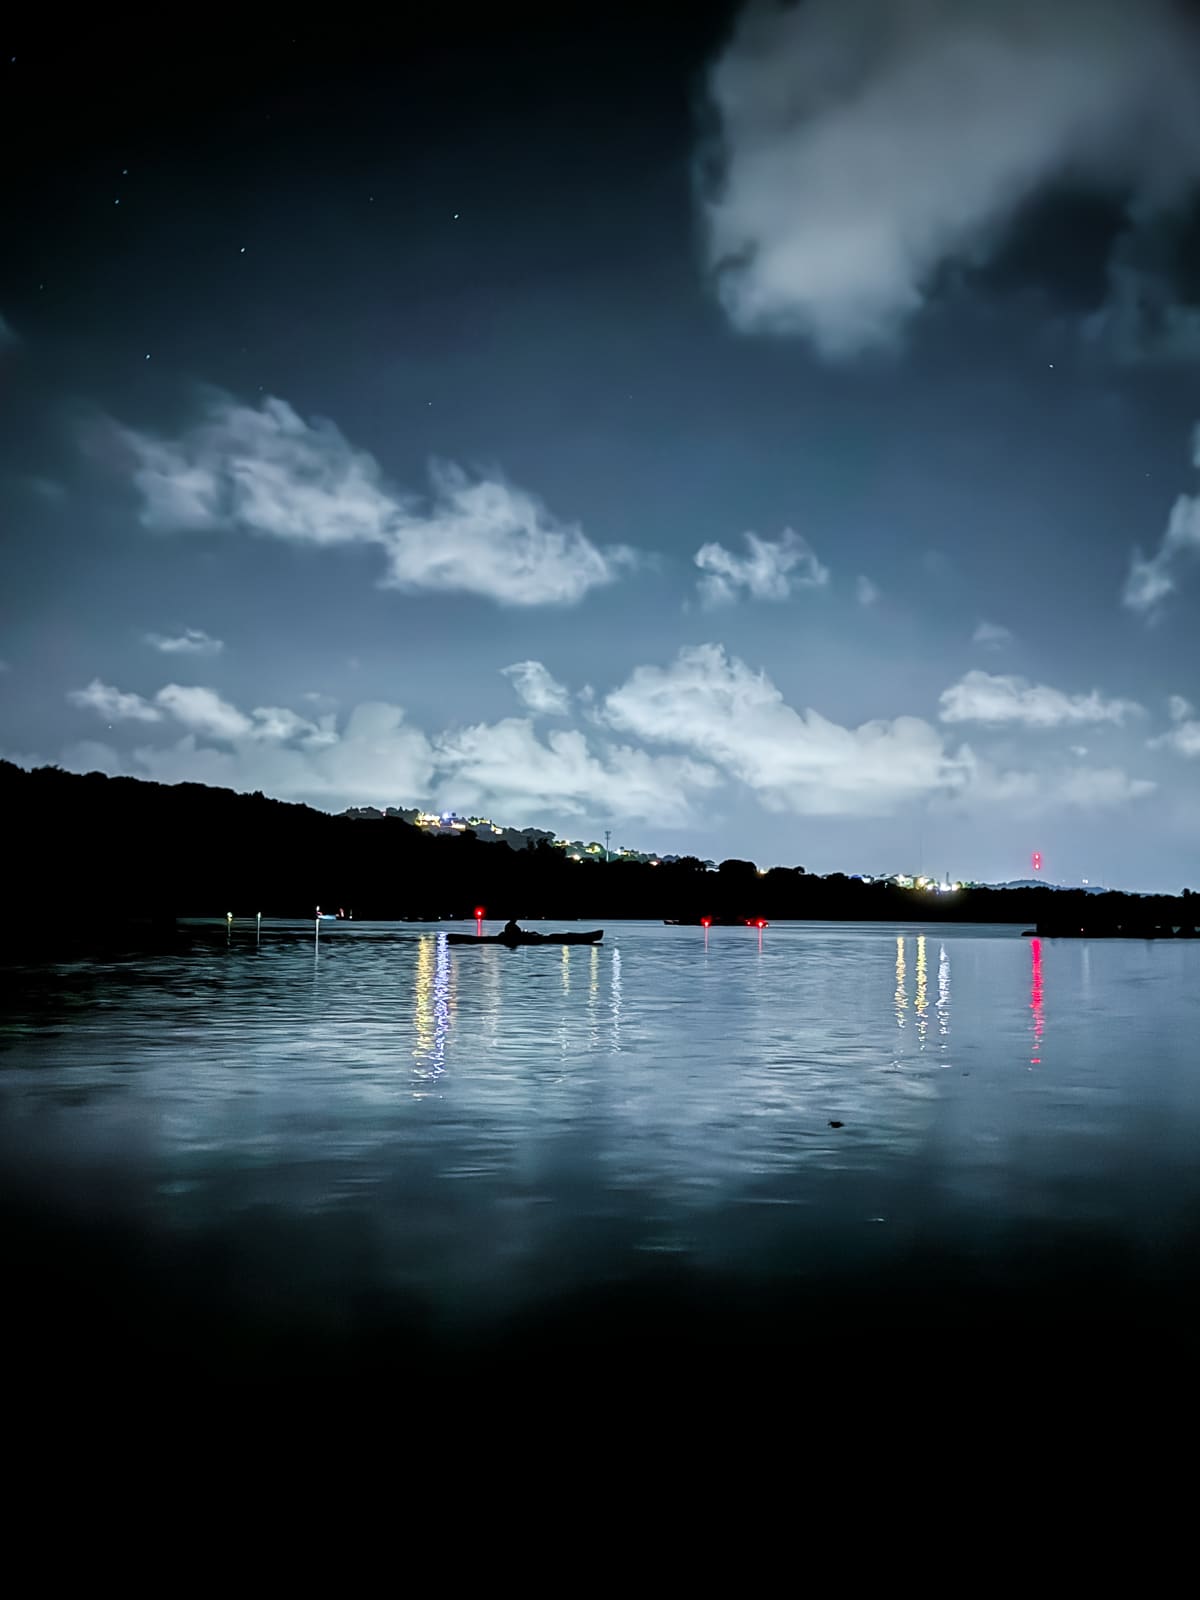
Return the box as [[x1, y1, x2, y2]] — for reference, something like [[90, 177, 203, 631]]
[[1123, 425, 1200, 618], [62, 676, 714, 823], [601, 645, 1151, 817], [602, 643, 965, 815], [939, 670, 1142, 728], [118, 392, 634, 606], [702, 0, 1200, 356], [694, 528, 829, 607], [435, 720, 720, 826]]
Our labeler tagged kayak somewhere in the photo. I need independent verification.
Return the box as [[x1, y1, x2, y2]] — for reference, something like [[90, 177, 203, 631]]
[[447, 930, 604, 946]]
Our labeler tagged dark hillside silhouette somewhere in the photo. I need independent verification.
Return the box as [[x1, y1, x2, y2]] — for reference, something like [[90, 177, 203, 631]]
[[1, 760, 1193, 946]]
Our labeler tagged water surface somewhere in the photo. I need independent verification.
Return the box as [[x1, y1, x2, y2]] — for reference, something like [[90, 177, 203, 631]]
[[4, 919, 1199, 1370]]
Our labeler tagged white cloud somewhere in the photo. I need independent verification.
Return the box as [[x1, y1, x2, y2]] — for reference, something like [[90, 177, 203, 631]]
[[119, 391, 633, 607], [1149, 697, 1200, 757], [1151, 722, 1200, 758], [939, 670, 1143, 728], [153, 684, 253, 740], [84, 702, 435, 809], [603, 643, 962, 816], [972, 620, 1013, 650], [69, 678, 336, 746], [435, 720, 720, 826], [67, 679, 163, 723], [1123, 427, 1200, 617], [855, 575, 880, 607], [701, 0, 1200, 356], [145, 628, 224, 656], [501, 660, 571, 715], [694, 528, 829, 608]]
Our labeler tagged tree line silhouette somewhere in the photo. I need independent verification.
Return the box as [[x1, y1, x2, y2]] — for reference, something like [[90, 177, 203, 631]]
[[2, 760, 1193, 946]]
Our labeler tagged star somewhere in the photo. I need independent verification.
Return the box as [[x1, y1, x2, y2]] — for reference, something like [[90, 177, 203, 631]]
[[239, 246, 246, 253], [144, 353, 150, 361]]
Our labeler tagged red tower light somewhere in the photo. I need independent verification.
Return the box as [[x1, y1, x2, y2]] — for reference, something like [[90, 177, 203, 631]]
[[1032, 852, 1042, 874], [474, 906, 485, 920]]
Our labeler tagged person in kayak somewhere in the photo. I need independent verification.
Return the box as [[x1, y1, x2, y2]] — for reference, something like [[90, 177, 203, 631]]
[[503, 917, 523, 939]]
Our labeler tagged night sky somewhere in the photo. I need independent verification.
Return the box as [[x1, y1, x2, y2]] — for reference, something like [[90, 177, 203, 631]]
[[4, 1, 1200, 889]]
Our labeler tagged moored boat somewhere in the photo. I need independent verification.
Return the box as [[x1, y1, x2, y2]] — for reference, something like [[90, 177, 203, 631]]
[[447, 929, 604, 946]]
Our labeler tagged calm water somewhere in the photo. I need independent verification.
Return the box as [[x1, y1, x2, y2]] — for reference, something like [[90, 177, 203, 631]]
[[3, 919, 1200, 1365]]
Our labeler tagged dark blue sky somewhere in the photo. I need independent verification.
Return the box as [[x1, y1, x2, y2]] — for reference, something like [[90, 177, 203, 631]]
[[3, 2, 1200, 888]]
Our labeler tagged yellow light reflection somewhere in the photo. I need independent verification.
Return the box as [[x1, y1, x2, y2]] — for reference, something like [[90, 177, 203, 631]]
[[413, 934, 434, 1062], [413, 934, 454, 1078], [915, 934, 928, 1045]]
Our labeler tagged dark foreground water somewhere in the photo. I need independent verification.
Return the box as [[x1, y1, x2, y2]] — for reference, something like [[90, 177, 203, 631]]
[[3, 918, 1200, 1389]]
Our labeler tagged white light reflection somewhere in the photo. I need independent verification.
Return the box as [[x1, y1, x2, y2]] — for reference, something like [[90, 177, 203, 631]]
[[430, 934, 451, 1076], [611, 947, 622, 1053], [915, 934, 928, 1047], [937, 944, 951, 1037], [894, 937, 907, 1029], [413, 934, 454, 1083], [587, 944, 600, 1047]]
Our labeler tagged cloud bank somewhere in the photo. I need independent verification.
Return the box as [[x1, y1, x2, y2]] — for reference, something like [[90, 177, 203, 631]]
[[702, 0, 1200, 356], [61, 650, 1155, 825], [118, 392, 634, 607]]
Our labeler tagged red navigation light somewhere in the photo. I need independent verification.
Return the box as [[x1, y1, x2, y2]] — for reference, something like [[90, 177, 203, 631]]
[[700, 917, 712, 928], [756, 919, 767, 929], [474, 906, 485, 920]]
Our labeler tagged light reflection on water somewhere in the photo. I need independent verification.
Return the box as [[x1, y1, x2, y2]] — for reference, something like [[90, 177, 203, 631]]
[[3, 920, 1200, 1318]]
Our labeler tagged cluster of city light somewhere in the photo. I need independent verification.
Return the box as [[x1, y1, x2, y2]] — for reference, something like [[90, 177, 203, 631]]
[[858, 872, 961, 892], [414, 811, 507, 837]]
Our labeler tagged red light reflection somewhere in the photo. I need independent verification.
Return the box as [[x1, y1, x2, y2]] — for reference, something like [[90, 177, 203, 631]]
[[1030, 937, 1044, 1066]]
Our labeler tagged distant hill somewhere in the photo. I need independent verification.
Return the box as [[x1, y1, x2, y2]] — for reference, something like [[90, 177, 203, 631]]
[[987, 880, 1108, 894], [1, 760, 1191, 946]]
